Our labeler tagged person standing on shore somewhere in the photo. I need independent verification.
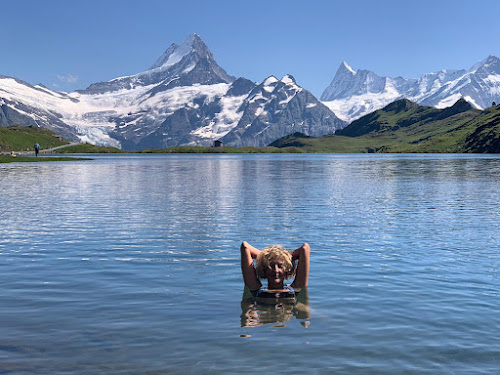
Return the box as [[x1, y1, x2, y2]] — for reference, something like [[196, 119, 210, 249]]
[[34, 143, 40, 157]]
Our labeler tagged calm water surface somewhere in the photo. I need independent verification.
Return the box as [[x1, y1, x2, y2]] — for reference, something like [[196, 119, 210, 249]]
[[1, 154, 500, 374]]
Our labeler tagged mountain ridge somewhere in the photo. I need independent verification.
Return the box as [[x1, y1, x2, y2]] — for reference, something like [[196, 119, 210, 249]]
[[272, 97, 500, 153], [321, 56, 500, 122], [0, 34, 346, 149]]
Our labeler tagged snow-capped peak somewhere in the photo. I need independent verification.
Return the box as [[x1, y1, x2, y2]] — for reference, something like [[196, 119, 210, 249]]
[[477, 55, 500, 74], [320, 61, 363, 101], [483, 55, 500, 66], [149, 34, 200, 70], [468, 55, 500, 74], [281, 74, 297, 85], [82, 34, 234, 95], [263, 76, 279, 86], [341, 61, 356, 75]]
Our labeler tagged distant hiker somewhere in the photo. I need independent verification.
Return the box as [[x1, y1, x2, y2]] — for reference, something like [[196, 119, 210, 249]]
[[34, 143, 40, 157]]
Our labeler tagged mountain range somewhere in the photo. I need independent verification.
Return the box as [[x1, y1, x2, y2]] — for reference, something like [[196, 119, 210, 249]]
[[0, 34, 345, 150], [271, 98, 500, 153], [1, 34, 500, 150], [321, 56, 500, 122]]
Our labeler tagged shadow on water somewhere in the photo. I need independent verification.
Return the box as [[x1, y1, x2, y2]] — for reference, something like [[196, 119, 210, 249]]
[[240, 286, 310, 328]]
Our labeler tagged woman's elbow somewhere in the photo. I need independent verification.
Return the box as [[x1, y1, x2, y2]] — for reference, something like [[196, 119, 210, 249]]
[[240, 241, 248, 253], [302, 243, 310, 254]]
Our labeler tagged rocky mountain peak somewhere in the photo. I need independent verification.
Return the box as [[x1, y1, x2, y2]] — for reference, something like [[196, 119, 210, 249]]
[[339, 61, 356, 76], [81, 34, 234, 94], [475, 55, 500, 74], [149, 34, 209, 70], [320, 61, 362, 101], [281, 74, 297, 85]]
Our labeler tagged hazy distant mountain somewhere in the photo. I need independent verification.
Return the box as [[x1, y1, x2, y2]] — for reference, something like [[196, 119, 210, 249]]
[[0, 34, 346, 150], [321, 56, 500, 122]]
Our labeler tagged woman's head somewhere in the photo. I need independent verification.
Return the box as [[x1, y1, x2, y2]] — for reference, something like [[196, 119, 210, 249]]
[[256, 245, 296, 284]]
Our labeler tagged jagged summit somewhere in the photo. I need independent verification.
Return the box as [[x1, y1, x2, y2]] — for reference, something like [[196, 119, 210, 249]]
[[281, 74, 297, 85], [472, 55, 500, 75], [339, 61, 356, 75], [261, 74, 298, 86], [82, 34, 234, 94], [149, 34, 198, 70], [321, 61, 390, 102], [149, 34, 214, 71], [263, 76, 279, 85], [320, 62, 357, 101]]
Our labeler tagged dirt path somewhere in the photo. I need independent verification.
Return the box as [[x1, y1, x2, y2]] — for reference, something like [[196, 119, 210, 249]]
[[39, 142, 81, 153], [9, 142, 81, 155]]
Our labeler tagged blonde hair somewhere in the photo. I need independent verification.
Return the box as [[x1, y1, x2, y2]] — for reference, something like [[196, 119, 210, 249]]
[[256, 245, 296, 280]]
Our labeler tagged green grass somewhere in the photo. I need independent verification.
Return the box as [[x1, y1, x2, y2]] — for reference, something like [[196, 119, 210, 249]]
[[460, 105, 500, 152], [141, 146, 305, 153], [0, 126, 69, 152], [0, 155, 92, 163], [54, 143, 124, 153]]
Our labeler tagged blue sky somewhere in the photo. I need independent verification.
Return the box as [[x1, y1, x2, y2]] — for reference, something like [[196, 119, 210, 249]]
[[2, 0, 499, 96]]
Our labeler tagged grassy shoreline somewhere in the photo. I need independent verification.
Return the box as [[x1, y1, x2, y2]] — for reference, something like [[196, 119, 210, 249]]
[[139, 145, 305, 153], [0, 155, 93, 164]]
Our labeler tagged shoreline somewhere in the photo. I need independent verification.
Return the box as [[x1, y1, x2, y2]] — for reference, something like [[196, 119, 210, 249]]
[[0, 155, 93, 164]]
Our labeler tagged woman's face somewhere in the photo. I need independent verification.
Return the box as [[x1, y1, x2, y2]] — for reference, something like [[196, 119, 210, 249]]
[[265, 258, 287, 288]]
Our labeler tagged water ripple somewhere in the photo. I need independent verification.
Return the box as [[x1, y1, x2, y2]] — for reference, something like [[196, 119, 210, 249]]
[[2, 154, 500, 374]]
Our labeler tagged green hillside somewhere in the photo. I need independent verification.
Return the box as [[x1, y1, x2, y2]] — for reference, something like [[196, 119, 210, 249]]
[[337, 98, 477, 138], [272, 99, 500, 153], [462, 104, 500, 152], [0, 126, 69, 152]]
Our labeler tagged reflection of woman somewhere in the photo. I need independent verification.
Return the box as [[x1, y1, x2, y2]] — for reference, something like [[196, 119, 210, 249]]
[[239, 241, 310, 326], [240, 287, 310, 327]]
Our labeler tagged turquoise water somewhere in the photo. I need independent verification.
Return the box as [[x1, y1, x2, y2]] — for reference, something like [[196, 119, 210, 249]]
[[1, 154, 500, 374]]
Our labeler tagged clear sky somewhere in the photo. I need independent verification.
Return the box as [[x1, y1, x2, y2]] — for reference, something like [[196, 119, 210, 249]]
[[2, 0, 499, 97]]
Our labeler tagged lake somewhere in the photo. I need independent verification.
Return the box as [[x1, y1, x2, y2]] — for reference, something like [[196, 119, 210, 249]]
[[1, 153, 500, 374]]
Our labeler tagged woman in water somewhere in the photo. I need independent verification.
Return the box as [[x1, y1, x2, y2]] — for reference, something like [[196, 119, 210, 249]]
[[240, 241, 310, 326], [240, 241, 310, 293]]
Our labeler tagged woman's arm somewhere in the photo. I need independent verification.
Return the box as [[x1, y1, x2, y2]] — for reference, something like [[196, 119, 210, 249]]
[[240, 241, 262, 291], [291, 243, 310, 288]]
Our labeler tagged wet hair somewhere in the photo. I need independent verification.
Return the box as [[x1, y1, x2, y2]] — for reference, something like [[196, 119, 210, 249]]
[[256, 245, 296, 280]]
